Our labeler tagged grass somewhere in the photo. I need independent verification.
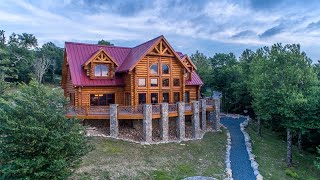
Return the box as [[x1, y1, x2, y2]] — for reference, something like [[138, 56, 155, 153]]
[[71, 131, 227, 180], [247, 122, 320, 180]]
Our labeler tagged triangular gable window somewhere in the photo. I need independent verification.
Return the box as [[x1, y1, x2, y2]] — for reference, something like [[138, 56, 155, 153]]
[[83, 49, 118, 79], [150, 40, 173, 56]]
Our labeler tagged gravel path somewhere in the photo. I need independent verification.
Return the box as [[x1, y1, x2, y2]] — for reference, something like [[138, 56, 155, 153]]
[[221, 116, 256, 180]]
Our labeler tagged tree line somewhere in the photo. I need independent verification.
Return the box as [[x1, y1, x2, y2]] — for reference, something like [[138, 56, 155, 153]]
[[191, 44, 320, 168], [0, 30, 64, 94]]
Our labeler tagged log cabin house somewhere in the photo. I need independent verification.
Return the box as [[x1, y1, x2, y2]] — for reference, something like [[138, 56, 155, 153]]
[[61, 35, 214, 121]]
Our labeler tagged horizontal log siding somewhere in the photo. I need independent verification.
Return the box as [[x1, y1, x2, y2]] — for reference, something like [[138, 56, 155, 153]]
[[80, 86, 124, 107], [185, 85, 199, 101], [133, 54, 186, 105]]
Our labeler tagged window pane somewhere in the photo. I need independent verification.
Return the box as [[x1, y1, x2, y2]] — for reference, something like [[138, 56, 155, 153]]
[[94, 65, 101, 76], [101, 65, 108, 76], [185, 92, 190, 103], [173, 78, 180, 86], [162, 64, 169, 74], [125, 93, 131, 105], [162, 79, 169, 87], [139, 93, 146, 104], [163, 93, 169, 103], [107, 94, 115, 104], [90, 94, 99, 106], [151, 78, 158, 87], [99, 94, 107, 106], [150, 63, 158, 74], [174, 92, 180, 103], [151, 93, 158, 104], [138, 78, 146, 87]]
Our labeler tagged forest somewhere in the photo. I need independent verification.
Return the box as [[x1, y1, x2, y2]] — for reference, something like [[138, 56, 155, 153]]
[[190, 45, 320, 167], [0, 30, 319, 178]]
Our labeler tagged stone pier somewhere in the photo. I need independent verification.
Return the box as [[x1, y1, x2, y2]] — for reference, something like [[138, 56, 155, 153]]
[[143, 104, 152, 143], [192, 101, 200, 139], [110, 104, 118, 138], [160, 103, 169, 141], [177, 102, 185, 140], [213, 98, 221, 130], [200, 99, 207, 130]]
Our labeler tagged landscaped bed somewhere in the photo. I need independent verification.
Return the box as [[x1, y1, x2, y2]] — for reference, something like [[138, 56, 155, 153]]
[[71, 130, 227, 180], [247, 122, 320, 180]]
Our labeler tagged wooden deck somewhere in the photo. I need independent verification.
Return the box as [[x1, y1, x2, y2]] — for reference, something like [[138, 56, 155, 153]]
[[66, 101, 215, 120]]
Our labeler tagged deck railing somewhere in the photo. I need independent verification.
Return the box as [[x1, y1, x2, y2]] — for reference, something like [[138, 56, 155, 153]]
[[185, 103, 192, 112], [168, 104, 177, 113], [152, 105, 161, 114], [118, 105, 143, 114], [206, 99, 215, 107], [66, 100, 215, 117], [88, 106, 110, 115]]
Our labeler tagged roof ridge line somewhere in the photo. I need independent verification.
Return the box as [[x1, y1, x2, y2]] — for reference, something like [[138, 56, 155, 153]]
[[132, 35, 163, 48], [65, 41, 132, 49]]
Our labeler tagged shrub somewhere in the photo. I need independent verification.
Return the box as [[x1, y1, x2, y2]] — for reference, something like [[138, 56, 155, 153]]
[[285, 169, 299, 179], [0, 81, 90, 179]]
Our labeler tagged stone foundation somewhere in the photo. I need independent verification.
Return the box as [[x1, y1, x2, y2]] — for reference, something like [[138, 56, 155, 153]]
[[85, 99, 220, 144]]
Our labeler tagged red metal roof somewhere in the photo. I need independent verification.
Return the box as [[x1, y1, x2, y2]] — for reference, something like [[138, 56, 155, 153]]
[[65, 42, 130, 86], [65, 36, 203, 86], [186, 71, 204, 85], [117, 36, 162, 72]]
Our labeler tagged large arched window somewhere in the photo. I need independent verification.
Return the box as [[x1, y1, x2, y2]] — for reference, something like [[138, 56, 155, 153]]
[[95, 64, 109, 77], [162, 64, 169, 74], [150, 63, 158, 74]]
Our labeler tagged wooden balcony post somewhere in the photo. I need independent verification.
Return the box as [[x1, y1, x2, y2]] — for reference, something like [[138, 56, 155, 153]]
[[192, 101, 200, 139], [160, 103, 169, 141], [213, 98, 221, 131], [110, 104, 118, 138], [85, 105, 88, 116], [143, 104, 152, 143], [200, 99, 207, 130], [177, 102, 185, 140]]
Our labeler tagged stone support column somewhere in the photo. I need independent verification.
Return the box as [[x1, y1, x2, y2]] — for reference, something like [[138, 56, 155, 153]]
[[110, 104, 118, 138], [177, 102, 185, 140], [192, 101, 200, 139], [143, 104, 152, 142], [160, 103, 169, 141], [213, 98, 221, 130], [200, 99, 207, 130]]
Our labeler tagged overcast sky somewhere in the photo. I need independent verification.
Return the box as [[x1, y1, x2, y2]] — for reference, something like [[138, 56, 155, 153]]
[[1, 0, 320, 61]]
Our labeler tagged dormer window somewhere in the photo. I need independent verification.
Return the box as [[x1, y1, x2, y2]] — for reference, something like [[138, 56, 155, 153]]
[[83, 49, 118, 79], [95, 64, 109, 77]]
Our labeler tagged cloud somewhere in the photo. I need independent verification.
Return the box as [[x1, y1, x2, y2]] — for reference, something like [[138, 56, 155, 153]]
[[259, 25, 284, 38], [306, 21, 320, 30], [0, 0, 320, 61], [232, 30, 257, 39]]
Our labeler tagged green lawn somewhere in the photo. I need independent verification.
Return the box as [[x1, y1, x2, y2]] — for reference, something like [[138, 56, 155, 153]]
[[247, 122, 320, 180], [71, 131, 227, 180]]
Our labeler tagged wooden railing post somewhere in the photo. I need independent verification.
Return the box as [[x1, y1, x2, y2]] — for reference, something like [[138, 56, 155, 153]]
[[85, 105, 89, 116]]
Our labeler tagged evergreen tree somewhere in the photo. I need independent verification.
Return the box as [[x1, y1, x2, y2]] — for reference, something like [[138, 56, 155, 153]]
[[0, 81, 90, 179]]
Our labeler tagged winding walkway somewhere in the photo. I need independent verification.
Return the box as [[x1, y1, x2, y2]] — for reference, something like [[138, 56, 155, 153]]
[[221, 116, 256, 180]]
